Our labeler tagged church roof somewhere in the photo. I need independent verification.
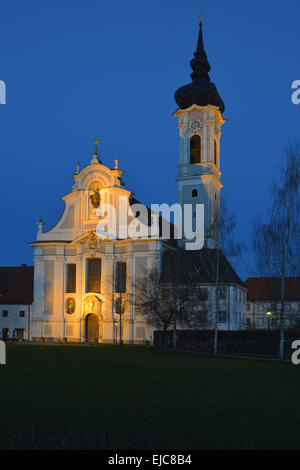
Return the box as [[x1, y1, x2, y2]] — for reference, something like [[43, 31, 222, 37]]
[[129, 196, 176, 238], [245, 277, 300, 302], [174, 21, 225, 113], [0, 266, 34, 305], [161, 248, 244, 287]]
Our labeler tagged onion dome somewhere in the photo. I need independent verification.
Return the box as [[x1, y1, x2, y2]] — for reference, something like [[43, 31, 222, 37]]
[[174, 21, 225, 113]]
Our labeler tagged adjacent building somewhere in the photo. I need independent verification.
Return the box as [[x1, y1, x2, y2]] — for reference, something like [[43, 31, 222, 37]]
[[0, 266, 33, 340], [245, 277, 300, 329], [161, 249, 246, 330]]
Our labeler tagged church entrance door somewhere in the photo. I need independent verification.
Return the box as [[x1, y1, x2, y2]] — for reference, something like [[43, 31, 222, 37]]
[[85, 314, 99, 343]]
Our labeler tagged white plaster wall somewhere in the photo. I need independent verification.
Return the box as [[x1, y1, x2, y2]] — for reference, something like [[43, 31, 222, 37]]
[[0, 304, 31, 340]]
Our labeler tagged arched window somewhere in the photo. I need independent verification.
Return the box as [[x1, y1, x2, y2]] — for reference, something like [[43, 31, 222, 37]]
[[214, 139, 217, 166], [190, 135, 201, 164], [192, 189, 198, 198]]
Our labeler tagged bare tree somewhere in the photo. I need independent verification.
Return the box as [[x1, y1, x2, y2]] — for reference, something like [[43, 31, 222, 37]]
[[252, 142, 300, 360], [134, 249, 207, 351], [207, 198, 246, 354]]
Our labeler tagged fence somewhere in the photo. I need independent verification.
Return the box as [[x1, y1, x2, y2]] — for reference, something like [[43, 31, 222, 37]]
[[153, 329, 300, 358]]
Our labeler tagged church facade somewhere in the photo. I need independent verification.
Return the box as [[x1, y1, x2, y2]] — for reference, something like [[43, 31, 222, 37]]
[[30, 148, 165, 343], [29, 21, 246, 344]]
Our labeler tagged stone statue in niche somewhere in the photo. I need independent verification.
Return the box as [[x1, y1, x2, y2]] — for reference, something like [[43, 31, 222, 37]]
[[83, 295, 102, 316], [88, 299, 95, 312], [90, 188, 100, 209]]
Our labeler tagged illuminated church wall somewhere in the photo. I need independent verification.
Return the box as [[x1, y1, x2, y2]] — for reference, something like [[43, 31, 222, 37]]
[[30, 148, 161, 344]]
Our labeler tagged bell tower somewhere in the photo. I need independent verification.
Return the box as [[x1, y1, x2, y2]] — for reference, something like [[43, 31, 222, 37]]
[[174, 21, 225, 249]]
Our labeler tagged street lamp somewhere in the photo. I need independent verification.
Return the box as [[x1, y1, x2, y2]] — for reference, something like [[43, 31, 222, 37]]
[[266, 310, 272, 330]]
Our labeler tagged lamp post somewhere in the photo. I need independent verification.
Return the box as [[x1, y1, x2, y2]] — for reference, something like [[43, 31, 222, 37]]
[[115, 296, 123, 346], [119, 310, 123, 346], [266, 311, 272, 330]]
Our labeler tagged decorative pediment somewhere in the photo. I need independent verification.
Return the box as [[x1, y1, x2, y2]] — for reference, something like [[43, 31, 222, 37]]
[[70, 229, 118, 248]]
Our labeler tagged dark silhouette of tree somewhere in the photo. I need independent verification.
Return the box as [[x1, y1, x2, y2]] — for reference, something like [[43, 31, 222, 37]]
[[134, 249, 208, 351], [252, 142, 300, 360], [205, 198, 246, 354]]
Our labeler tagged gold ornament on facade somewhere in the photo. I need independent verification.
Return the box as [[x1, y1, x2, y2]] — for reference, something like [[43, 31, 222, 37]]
[[65, 297, 76, 314], [83, 295, 102, 317], [93, 139, 99, 153], [88, 230, 99, 257]]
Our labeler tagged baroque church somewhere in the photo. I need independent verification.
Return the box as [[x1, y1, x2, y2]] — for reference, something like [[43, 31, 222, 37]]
[[29, 22, 246, 344]]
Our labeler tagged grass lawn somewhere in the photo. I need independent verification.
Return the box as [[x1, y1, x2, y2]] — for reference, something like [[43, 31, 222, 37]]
[[0, 344, 299, 449]]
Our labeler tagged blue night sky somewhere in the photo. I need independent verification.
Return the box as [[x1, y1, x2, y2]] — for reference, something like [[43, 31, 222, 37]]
[[0, 0, 299, 279]]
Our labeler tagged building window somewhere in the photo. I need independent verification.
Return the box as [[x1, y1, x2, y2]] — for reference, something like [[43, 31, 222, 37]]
[[2, 328, 9, 339], [115, 262, 127, 293], [257, 317, 264, 327], [199, 287, 208, 301], [218, 311, 227, 323], [219, 287, 227, 299], [190, 135, 201, 164], [19, 310, 25, 318], [194, 311, 208, 327], [87, 258, 101, 293], [2, 310, 8, 317], [16, 329, 24, 339], [246, 303, 250, 312], [66, 264, 76, 293], [214, 138, 217, 165], [192, 188, 198, 198]]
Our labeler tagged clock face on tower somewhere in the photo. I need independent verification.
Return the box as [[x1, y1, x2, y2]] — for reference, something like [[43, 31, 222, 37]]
[[189, 119, 202, 131]]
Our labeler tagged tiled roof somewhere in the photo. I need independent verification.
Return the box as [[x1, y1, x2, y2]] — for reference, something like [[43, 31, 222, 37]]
[[0, 266, 34, 305], [245, 277, 300, 302], [161, 248, 244, 287]]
